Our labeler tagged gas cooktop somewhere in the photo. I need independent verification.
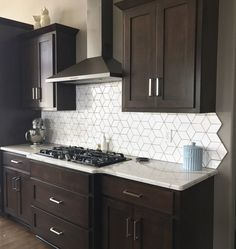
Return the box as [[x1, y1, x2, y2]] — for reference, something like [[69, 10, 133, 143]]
[[38, 146, 129, 167]]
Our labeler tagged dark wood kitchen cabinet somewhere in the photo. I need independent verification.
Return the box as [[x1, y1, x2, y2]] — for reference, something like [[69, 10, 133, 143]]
[[3, 152, 32, 226], [20, 23, 79, 110], [102, 198, 133, 249], [30, 160, 97, 249], [133, 206, 172, 249], [116, 0, 219, 113], [102, 198, 172, 249], [101, 175, 214, 249], [4, 168, 18, 217], [0, 18, 39, 212]]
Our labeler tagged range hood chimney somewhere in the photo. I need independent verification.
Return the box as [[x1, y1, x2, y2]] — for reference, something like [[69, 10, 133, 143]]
[[46, 0, 122, 84]]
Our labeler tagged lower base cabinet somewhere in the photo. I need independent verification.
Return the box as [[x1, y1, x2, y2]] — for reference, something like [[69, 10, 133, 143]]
[[3, 168, 18, 218], [32, 206, 89, 249], [101, 175, 214, 249], [17, 171, 32, 225], [134, 206, 172, 249], [102, 198, 172, 249], [3, 152, 32, 226], [30, 160, 95, 249], [102, 198, 133, 249], [4, 168, 32, 225], [1, 151, 214, 249]]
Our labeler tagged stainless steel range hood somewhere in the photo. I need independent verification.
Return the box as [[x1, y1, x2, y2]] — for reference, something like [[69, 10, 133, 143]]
[[46, 0, 122, 84]]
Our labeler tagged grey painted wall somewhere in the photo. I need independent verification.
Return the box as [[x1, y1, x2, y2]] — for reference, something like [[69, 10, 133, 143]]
[[214, 0, 236, 248]]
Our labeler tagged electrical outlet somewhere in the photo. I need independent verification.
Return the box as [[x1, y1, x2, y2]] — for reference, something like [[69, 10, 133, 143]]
[[165, 129, 175, 144]]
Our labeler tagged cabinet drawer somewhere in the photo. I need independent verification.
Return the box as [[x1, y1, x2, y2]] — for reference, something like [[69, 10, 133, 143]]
[[30, 160, 91, 195], [2, 152, 29, 172], [32, 206, 89, 249], [101, 175, 173, 214], [32, 179, 90, 228]]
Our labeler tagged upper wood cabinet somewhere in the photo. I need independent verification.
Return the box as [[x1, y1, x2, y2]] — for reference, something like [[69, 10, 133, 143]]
[[116, 0, 219, 113], [20, 24, 79, 111]]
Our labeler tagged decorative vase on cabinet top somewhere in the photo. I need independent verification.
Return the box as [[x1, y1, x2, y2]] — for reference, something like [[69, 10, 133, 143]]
[[40, 7, 50, 27], [33, 15, 41, 29]]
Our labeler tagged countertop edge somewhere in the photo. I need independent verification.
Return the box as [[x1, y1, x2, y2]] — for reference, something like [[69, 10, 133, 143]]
[[170, 171, 218, 190], [1, 146, 31, 156], [100, 170, 217, 191]]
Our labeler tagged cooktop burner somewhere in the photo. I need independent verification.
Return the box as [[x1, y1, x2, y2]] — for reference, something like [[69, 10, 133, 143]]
[[38, 146, 129, 167]]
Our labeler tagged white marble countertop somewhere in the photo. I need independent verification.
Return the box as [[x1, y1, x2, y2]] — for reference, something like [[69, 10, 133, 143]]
[[0, 144, 54, 156], [1, 144, 217, 191], [100, 160, 217, 190]]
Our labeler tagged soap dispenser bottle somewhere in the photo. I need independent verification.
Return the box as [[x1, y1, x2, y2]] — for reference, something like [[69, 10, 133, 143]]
[[101, 133, 107, 152]]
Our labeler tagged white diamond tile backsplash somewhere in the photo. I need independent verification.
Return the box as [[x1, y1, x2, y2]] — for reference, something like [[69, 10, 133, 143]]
[[42, 82, 227, 169]]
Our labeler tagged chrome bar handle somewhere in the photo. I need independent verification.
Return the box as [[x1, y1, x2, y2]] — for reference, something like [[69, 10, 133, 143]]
[[133, 220, 139, 241], [148, 79, 152, 97], [156, 78, 159, 96], [122, 190, 143, 198], [11, 160, 22, 164], [12, 177, 17, 190], [32, 88, 35, 100], [49, 197, 63, 205], [49, 227, 63, 236], [35, 87, 41, 100], [15, 177, 21, 192], [35, 87, 38, 100], [126, 217, 132, 238]]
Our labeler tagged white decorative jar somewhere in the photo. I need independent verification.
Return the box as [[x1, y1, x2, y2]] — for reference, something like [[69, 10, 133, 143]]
[[33, 15, 41, 29], [40, 7, 50, 27]]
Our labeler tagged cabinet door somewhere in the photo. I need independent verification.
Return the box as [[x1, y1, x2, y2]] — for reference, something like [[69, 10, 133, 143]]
[[133, 207, 172, 249], [38, 33, 55, 109], [21, 33, 55, 109], [123, 1, 157, 110], [21, 38, 40, 108], [102, 197, 133, 249], [3, 168, 18, 217], [155, 0, 197, 109], [17, 172, 32, 225]]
